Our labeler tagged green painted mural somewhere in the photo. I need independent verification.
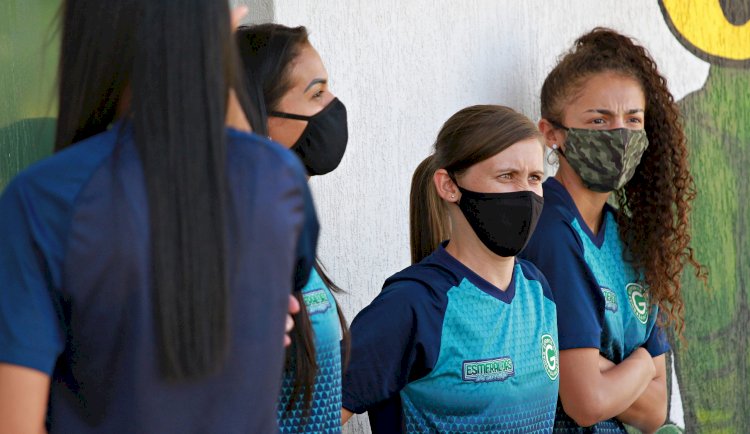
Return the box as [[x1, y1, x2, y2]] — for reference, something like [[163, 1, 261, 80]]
[[0, 0, 59, 190], [661, 1, 750, 432]]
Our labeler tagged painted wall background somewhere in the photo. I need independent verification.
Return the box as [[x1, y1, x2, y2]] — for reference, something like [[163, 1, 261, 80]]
[[0, 0, 58, 190], [660, 1, 750, 432], [1, 1, 746, 433]]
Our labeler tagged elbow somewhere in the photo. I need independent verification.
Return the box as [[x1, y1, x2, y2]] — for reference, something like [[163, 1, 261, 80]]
[[640, 404, 668, 434], [560, 394, 606, 428]]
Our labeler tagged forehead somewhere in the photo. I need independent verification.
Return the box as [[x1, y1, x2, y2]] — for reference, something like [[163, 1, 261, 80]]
[[287, 44, 327, 89], [470, 138, 545, 171], [568, 72, 645, 110]]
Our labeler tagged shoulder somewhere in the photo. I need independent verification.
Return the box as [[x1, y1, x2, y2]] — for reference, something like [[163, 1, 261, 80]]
[[1, 126, 122, 233], [382, 256, 460, 302], [516, 259, 554, 303]]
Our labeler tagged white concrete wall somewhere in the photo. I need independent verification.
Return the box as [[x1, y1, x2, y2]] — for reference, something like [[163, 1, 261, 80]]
[[237, 1, 709, 432]]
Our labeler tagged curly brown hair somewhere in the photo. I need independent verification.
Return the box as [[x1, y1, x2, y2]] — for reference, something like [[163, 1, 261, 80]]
[[540, 27, 707, 334]]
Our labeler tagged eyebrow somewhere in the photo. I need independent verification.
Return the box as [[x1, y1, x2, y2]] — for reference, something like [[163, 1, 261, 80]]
[[585, 108, 644, 115], [304, 78, 327, 93]]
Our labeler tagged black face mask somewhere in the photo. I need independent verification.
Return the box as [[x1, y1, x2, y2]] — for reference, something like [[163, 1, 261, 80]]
[[270, 98, 348, 176], [456, 186, 544, 257]]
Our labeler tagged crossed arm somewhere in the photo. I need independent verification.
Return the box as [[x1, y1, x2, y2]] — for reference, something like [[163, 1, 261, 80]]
[[559, 347, 666, 433]]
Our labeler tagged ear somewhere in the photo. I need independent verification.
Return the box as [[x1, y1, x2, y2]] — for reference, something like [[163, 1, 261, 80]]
[[538, 118, 567, 151], [433, 169, 459, 203]]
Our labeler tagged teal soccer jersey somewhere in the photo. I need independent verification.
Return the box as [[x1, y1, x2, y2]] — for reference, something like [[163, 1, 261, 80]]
[[343, 243, 559, 433], [520, 178, 669, 433], [278, 268, 343, 434]]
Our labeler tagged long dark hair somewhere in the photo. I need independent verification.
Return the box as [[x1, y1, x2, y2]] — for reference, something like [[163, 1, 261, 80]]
[[540, 27, 708, 334], [235, 23, 350, 415], [410, 105, 543, 264], [56, 0, 260, 380]]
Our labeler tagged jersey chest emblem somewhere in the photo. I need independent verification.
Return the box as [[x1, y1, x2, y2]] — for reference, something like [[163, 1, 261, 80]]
[[541, 334, 559, 381], [601, 286, 619, 313], [462, 357, 515, 383], [626, 283, 649, 324], [303, 288, 331, 315]]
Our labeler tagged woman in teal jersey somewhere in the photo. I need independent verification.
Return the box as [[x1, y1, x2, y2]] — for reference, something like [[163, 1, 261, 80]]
[[342, 105, 559, 433], [236, 24, 350, 434], [520, 28, 706, 433]]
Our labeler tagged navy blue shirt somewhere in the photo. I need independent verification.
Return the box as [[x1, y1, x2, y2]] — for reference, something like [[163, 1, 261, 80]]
[[343, 243, 559, 433], [520, 178, 669, 433], [0, 122, 318, 433]]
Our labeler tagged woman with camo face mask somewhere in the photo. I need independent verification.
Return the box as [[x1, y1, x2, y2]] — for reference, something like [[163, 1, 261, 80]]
[[520, 28, 706, 433]]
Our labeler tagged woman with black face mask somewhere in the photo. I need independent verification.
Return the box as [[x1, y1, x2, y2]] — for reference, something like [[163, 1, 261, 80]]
[[341, 105, 559, 433], [519, 28, 706, 433], [235, 24, 350, 434]]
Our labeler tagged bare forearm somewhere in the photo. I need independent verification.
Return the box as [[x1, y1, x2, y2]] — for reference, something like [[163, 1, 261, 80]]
[[0, 364, 50, 434], [560, 348, 654, 427], [616, 355, 668, 433], [341, 408, 354, 425]]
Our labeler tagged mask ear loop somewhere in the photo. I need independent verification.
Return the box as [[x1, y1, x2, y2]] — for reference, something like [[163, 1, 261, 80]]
[[546, 119, 569, 164], [447, 171, 461, 204], [268, 111, 311, 121], [546, 144, 560, 167]]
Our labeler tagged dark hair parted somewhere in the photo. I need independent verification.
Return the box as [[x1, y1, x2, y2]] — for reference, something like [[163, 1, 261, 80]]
[[56, 0, 258, 379], [540, 27, 708, 334], [235, 24, 310, 137], [235, 23, 350, 417], [410, 105, 543, 264]]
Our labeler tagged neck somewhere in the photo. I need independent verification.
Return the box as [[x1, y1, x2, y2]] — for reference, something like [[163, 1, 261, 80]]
[[554, 164, 609, 235], [445, 230, 515, 292]]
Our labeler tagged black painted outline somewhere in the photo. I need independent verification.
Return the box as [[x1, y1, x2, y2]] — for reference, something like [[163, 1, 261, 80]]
[[659, 0, 750, 68]]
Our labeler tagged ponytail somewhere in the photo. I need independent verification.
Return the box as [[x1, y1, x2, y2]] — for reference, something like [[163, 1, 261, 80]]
[[409, 155, 449, 264]]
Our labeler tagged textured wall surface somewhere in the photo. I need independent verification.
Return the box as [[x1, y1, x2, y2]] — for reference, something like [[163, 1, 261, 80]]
[[246, 2, 709, 432]]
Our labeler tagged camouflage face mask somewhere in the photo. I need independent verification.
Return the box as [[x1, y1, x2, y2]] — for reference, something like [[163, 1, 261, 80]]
[[556, 126, 649, 192]]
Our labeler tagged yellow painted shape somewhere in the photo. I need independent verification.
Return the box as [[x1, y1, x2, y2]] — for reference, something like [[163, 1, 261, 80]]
[[662, 0, 750, 60]]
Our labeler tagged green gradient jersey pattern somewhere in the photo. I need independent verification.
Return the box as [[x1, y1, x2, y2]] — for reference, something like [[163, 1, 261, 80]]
[[400, 264, 559, 433], [673, 66, 750, 433], [277, 268, 342, 434]]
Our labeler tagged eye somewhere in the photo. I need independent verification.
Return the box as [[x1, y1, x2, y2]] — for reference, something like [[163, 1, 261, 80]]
[[591, 118, 606, 125], [498, 173, 513, 180], [529, 174, 543, 183], [312, 89, 324, 99], [628, 117, 643, 124]]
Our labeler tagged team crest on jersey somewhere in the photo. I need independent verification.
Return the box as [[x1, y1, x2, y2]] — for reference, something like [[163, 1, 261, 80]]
[[302, 288, 331, 315], [626, 283, 649, 324], [462, 357, 515, 383], [601, 287, 618, 313], [540, 334, 558, 381]]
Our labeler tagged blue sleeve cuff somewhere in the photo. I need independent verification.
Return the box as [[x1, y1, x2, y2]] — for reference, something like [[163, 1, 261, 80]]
[[644, 325, 670, 357], [0, 342, 59, 376]]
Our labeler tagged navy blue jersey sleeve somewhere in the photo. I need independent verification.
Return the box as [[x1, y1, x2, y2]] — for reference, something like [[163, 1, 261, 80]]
[[643, 322, 670, 357], [520, 215, 603, 351], [0, 177, 66, 374], [342, 281, 438, 414], [517, 259, 556, 304]]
